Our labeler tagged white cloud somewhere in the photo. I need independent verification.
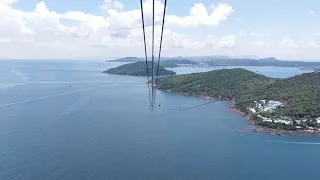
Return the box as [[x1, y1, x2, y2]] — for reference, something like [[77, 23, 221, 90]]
[[0, 0, 17, 5], [168, 33, 185, 48], [308, 40, 319, 49], [63, 11, 109, 32], [203, 35, 216, 48], [103, 0, 167, 31], [308, 10, 316, 14], [248, 31, 269, 37], [0, 0, 319, 60], [218, 35, 236, 48], [167, 3, 233, 28], [239, 31, 269, 38], [253, 40, 268, 48], [280, 36, 299, 48], [0, 37, 11, 43], [0, 0, 234, 57], [101, 0, 123, 11]]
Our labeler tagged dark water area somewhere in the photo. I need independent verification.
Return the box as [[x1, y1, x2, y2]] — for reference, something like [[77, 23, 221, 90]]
[[0, 60, 319, 180]]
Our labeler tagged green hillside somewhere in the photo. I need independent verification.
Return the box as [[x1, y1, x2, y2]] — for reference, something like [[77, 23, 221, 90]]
[[157, 69, 320, 131], [157, 69, 275, 99], [236, 72, 320, 118], [103, 61, 176, 76]]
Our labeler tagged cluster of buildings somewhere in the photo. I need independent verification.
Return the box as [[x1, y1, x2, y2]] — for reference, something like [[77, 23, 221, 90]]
[[258, 115, 293, 125], [248, 100, 320, 131], [251, 100, 284, 112]]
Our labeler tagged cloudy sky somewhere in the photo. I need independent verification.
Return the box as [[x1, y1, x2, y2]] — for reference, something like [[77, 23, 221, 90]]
[[1, 0, 320, 60]]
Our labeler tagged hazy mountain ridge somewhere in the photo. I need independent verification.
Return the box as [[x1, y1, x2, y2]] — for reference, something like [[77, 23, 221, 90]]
[[107, 57, 196, 67], [107, 56, 320, 69]]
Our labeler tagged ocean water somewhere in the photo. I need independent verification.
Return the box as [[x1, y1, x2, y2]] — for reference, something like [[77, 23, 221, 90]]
[[0, 60, 319, 180]]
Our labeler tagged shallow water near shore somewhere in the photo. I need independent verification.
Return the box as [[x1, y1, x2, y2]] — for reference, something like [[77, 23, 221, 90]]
[[0, 60, 319, 180]]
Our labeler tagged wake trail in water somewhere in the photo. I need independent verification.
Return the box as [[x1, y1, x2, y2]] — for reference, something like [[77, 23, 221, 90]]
[[4, 81, 113, 86], [0, 82, 143, 88], [0, 84, 16, 89], [0, 82, 134, 91], [267, 140, 320, 145], [0, 88, 93, 109], [19, 81, 113, 84], [167, 101, 219, 111], [11, 66, 29, 80], [101, 84, 145, 87], [52, 95, 91, 120]]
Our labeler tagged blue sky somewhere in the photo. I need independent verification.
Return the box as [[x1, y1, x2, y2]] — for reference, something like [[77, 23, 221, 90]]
[[1, 0, 320, 60]]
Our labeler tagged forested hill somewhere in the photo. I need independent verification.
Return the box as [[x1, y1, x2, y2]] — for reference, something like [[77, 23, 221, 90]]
[[236, 71, 320, 118], [157, 69, 320, 131], [103, 61, 176, 76], [157, 69, 275, 99]]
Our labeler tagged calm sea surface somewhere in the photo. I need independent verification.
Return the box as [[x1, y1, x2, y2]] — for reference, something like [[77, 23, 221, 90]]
[[0, 60, 319, 180]]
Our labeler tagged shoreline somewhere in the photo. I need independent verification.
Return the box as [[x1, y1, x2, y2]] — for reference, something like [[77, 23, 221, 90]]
[[158, 88, 320, 136]]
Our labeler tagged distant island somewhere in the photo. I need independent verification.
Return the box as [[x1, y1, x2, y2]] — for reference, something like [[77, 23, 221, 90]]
[[107, 56, 320, 69], [205, 57, 320, 69], [103, 61, 176, 76], [108, 57, 196, 68], [157, 69, 320, 133], [108, 57, 143, 62], [158, 59, 197, 68]]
